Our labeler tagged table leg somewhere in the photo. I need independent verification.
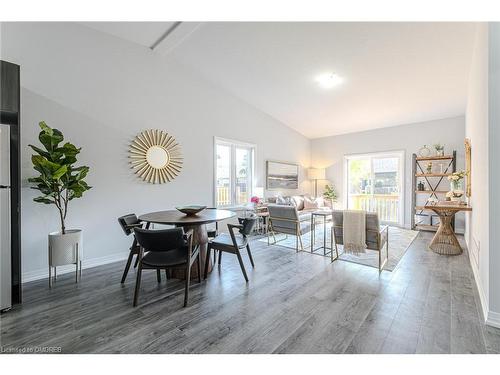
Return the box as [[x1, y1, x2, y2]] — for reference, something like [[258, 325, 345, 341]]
[[429, 210, 462, 255], [169, 224, 212, 280], [323, 217, 326, 256], [310, 215, 314, 253]]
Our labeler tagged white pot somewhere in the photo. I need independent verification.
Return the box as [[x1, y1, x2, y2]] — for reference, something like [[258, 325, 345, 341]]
[[48, 229, 83, 267]]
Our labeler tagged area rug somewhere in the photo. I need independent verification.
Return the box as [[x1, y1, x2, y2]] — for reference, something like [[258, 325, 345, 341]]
[[258, 226, 418, 271]]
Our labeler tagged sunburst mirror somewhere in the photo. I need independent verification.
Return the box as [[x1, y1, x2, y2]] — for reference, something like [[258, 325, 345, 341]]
[[129, 129, 183, 184]]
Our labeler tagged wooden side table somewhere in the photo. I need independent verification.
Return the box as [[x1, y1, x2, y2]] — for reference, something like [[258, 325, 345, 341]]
[[427, 201, 472, 255]]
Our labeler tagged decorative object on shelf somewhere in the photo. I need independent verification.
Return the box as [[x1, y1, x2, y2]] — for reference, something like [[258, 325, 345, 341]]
[[434, 143, 445, 156], [129, 129, 183, 184], [28, 121, 91, 287], [465, 138, 471, 197], [426, 162, 433, 174], [175, 205, 207, 216], [323, 184, 338, 207], [417, 181, 425, 191], [447, 171, 466, 202], [307, 168, 326, 197], [266, 160, 299, 190], [419, 145, 431, 157]]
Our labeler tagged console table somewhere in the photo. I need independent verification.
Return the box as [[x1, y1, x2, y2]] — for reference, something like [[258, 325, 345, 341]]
[[427, 202, 472, 255]]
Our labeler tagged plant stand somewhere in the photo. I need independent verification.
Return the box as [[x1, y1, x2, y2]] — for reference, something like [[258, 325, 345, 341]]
[[48, 230, 83, 287]]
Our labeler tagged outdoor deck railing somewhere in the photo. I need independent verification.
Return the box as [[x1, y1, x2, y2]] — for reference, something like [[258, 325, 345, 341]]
[[350, 194, 399, 223]]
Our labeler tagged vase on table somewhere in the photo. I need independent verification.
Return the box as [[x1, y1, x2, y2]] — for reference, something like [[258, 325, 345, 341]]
[[449, 180, 464, 202]]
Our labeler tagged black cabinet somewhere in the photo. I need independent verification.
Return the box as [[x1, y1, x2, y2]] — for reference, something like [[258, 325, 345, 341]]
[[1, 60, 21, 306], [1, 61, 20, 113]]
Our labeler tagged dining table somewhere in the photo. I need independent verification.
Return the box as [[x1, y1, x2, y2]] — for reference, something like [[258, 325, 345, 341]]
[[427, 201, 472, 255], [138, 208, 236, 279]]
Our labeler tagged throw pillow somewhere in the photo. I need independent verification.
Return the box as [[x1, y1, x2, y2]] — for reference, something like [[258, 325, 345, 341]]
[[291, 195, 305, 210], [304, 196, 319, 209]]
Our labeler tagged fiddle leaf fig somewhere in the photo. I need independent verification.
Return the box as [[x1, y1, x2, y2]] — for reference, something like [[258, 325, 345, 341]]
[[28, 121, 91, 234]]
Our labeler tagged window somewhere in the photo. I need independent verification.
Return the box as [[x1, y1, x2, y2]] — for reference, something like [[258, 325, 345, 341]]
[[214, 138, 255, 207], [345, 151, 404, 226]]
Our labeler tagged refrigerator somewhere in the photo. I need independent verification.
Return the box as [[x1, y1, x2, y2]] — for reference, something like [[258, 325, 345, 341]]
[[0, 124, 11, 311]]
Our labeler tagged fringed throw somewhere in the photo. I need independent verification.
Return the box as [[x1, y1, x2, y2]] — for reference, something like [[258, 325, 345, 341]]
[[343, 210, 367, 255]]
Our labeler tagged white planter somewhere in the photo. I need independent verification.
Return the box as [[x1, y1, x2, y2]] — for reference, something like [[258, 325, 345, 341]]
[[48, 229, 83, 287]]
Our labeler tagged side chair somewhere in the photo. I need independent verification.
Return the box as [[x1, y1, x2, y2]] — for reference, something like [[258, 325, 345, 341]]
[[331, 210, 389, 272], [204, 216, 256, 282], [118, 213, 144, 284], [133, 227, 199, 307]]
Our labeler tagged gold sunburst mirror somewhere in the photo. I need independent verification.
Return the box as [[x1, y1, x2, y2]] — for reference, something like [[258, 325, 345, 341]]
[[129, 129, 183, 184]]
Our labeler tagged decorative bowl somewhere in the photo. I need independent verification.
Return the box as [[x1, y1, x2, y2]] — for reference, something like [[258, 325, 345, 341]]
[[175, 205, 207, 216]]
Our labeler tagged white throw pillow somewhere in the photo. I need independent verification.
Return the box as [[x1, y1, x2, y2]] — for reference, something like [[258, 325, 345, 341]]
[[304, 196, 319, 209]]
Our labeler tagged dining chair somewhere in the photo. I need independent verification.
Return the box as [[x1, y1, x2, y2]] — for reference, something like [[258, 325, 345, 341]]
[[133, 227, 199, 307], [204, 216, 256, 282], [118, 213, 144, 284]]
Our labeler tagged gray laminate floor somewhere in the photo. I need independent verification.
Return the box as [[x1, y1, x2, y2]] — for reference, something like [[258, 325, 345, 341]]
[[1, 231, 500, 354]]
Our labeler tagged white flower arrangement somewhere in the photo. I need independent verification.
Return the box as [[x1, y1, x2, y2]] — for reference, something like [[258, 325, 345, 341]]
[[447, 170, 466, 182]]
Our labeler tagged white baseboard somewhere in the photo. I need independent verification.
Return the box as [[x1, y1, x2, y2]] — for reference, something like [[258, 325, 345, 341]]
[[468, 246, 490, 325], [22, 252, 128, 284], [486, 311, 500, 329]]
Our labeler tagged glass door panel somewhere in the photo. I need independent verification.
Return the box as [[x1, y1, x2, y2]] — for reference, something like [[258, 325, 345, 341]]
[[346, 152, 403, 225], [216, 144, 231, 206], [235, 147, 252, 205]]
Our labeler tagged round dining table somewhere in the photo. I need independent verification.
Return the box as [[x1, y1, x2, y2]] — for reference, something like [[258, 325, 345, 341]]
[[138, 209, 236, 279]]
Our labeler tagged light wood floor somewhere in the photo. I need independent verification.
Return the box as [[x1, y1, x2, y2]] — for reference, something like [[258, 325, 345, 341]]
[[1, 231, 500, 354]]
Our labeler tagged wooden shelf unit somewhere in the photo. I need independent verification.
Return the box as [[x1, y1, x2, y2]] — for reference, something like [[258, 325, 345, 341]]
[[411, 150, 456, 232], [415, 190, 447, 194], [415, 155, 454, 161], [415, 173, 452, 177]]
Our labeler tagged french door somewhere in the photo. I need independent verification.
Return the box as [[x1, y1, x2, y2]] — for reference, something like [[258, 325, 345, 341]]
[[345, 151, 404, 226]]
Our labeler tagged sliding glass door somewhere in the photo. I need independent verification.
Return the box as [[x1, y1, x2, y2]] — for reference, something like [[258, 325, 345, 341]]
[[345, 151, 404, 226]]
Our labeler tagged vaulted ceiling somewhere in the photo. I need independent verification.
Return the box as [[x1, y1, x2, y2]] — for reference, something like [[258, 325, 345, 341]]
[[81, 22, 477, 138]]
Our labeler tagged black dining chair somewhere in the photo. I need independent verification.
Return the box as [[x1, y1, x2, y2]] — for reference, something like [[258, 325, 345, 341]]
[[133, 227, 200, 307], [204, 216, 256, 282], [118, 213, 145, 284]]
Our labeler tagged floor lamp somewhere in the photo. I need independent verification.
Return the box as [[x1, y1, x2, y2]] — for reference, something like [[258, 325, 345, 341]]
[[308, 168, 326, 197]]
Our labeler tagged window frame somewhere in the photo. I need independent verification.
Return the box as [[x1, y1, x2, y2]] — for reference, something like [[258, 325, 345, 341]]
[[213, 136, 255, 208]]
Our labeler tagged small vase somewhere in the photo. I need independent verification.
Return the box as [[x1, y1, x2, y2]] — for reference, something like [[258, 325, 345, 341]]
[[450, 179, 463, 192], [436, 149, 444, 156]]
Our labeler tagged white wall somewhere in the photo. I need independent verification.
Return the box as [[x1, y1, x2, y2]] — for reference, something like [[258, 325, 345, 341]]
[[465, 23, 489, 322], [464, 22, 500, 328], [311, 117, 466, 230], [488, 22, 500, 321], [0, 22, 311, 280]]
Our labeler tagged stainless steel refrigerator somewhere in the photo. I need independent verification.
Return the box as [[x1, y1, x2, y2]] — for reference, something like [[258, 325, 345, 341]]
[[0, 123, 11, 311]]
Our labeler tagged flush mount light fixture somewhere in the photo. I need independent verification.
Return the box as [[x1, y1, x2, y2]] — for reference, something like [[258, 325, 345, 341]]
[[315, 73, 343, 89], [129, 129, 183, 184]]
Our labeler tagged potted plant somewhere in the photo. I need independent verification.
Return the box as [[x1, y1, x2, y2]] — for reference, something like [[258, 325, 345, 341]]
[[28, 122, 91, 281], [434, 143, 445, 156], [323, 184, 337, 208]]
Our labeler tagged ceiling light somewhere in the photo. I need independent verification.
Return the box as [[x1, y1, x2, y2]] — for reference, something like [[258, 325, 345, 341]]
[[315, 73, 342, 89]]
